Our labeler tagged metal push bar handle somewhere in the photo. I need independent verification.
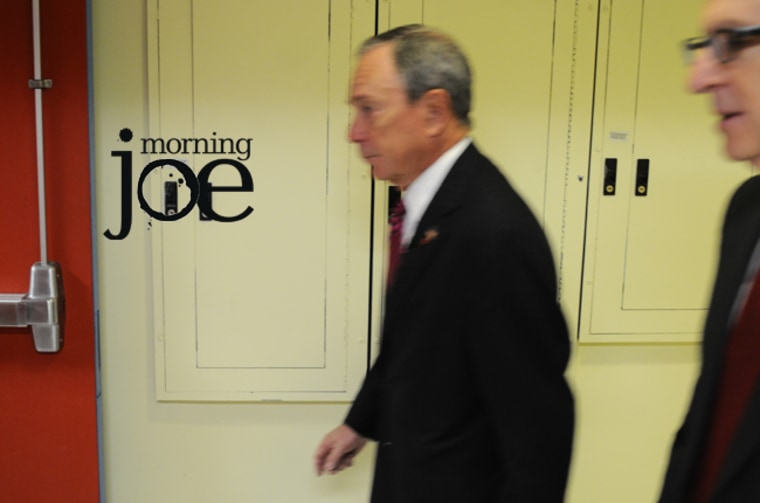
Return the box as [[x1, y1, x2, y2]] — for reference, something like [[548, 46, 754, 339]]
[[0, 262, 65, 352]]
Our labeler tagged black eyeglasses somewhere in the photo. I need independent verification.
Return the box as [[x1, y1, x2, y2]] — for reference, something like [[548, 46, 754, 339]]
[[683, 25, 760, 63]]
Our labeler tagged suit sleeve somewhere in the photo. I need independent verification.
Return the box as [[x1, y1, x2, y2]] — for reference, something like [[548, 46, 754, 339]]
[[464, 222, 574, 501], [344, 351, 383, 441]]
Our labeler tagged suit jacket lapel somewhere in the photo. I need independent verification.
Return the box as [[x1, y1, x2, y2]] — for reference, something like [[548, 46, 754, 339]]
[[701, 205, 760, 375], [384, 144, 479, 319], [705, 176, 760, 496]]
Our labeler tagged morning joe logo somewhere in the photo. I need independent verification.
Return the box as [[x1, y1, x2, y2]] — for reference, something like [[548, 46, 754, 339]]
[[104, 128, 254, 240]]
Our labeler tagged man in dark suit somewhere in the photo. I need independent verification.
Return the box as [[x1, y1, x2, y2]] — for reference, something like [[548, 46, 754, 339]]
[[314, 25, 574, 502], [660, 1, 760, 501]]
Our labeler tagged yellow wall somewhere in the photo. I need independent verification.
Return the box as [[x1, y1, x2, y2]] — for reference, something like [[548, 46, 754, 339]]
[[566, 345, 699, 501], [93, 1, 701, 502]]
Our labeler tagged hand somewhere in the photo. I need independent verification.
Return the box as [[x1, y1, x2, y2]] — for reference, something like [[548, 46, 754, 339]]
[[314, 424, 368, 476]]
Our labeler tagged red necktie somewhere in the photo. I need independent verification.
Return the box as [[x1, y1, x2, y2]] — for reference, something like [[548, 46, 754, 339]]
[[692, 271, 760, 502], [387, 199, 405, 286]]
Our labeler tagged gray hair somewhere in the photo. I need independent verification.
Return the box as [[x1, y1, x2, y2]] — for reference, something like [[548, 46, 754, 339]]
[[359, 24, 472, 127]]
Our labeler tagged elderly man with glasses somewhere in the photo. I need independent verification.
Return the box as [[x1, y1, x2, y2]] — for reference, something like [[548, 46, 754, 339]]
[[661, 1, 760, 502]]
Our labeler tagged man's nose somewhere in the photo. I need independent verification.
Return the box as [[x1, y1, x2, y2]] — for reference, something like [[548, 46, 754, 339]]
[[349, 116, 365, 143], [689, 48, 722, 94]]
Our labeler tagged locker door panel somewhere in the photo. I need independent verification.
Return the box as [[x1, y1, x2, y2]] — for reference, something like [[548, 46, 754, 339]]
[[147, 0, 375, 401], [581, 0, 751, 342]]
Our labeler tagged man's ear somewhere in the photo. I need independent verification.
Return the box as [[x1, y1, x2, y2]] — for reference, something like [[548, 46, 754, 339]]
[[420, 88, 453, 136]]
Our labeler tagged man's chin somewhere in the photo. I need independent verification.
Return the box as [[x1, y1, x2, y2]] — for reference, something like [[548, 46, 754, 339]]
[[370, 165, 389, 181], [725, 141, 760, 164]]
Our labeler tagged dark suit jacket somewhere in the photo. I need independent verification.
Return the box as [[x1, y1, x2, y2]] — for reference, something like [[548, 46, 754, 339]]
[[660, 175, 760, 502], [345, 144, 574, 503]]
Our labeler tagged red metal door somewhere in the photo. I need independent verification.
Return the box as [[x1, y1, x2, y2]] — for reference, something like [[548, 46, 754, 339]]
[[0, 0, 99, 500]]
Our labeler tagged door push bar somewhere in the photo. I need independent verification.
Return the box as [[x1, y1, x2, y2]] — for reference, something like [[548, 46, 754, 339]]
[[1, 1, 66, 354], [0, 262, 64, 353]]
